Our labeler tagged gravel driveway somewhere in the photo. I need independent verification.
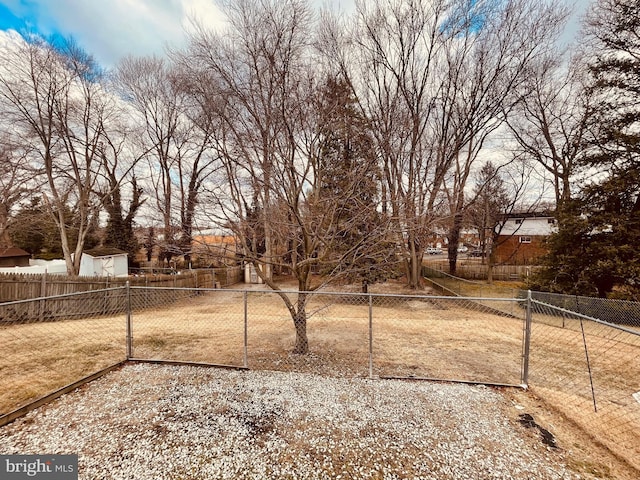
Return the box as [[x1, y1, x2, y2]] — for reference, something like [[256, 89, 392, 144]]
[[0, 363, 580, 479]]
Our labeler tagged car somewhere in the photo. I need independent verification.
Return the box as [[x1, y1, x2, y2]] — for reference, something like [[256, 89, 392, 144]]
[[426, 247, 443, 255], [468, 249, 485, 257]]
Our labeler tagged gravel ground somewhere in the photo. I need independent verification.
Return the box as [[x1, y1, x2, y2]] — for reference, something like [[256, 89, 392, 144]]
[[0, 363, 580, 479]]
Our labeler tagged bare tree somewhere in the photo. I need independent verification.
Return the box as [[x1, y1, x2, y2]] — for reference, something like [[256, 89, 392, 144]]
[[117, 56, 220, 267], [0, 35, 114, 274], [506, 52, 591, 210], [183, 0, 316, 352], [468, 159, 549, 283], [182, 0, 397, 354], [337, 0, 567, 285], [346, 0, 453, 289], [467, 161, 511, 270], [432, 0, 569, 275], [116, 56, 184, 265], [93, 125, 147, 265], [0, 139, 38, 247], [182, 0, 321, 282]]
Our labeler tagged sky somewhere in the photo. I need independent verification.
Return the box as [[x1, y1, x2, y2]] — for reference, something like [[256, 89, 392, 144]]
[[0, 0, 229, 67], [0, 0, 589, 69]]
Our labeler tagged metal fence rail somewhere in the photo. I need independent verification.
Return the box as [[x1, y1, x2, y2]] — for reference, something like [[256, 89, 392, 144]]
[[531, 291, 640, 331], [529, 299, 640, 471], [422, 265, 522, 298], [0, 289, 128, 417], [1, 285, 638, 474], [124, 288, 529, 385]]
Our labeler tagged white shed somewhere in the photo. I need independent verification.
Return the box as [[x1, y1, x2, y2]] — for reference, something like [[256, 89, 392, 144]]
[[79, 248, 128, 277]]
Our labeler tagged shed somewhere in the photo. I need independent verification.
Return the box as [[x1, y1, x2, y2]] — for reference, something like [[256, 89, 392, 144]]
[[79, 247, 128, 277], [0, 247, 31, 268]]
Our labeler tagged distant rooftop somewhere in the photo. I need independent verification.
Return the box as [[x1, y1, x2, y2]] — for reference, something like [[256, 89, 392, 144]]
[[83, 247, 128, 258], [0, 247, 30, 258]]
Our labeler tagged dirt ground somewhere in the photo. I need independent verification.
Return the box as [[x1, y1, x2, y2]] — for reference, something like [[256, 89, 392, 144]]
[[1, 279, 638, 478]]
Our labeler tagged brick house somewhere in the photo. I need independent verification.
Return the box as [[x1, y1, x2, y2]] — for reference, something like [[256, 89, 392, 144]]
[[493, 213, 557, 265]]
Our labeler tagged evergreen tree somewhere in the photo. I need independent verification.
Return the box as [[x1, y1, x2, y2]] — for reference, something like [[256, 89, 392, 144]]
[[9, 198, 99, 259], [529, 200, 620, 297], [7, 198, 48, 256], [143, 227, 155, 263], [313, 76, 396, 288], [532, 0, 640, 298]]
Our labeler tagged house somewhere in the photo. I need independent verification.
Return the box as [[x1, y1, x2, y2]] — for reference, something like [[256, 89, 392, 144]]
[[0, 247, 31, 267], [78, 247, 128, 277], [493, 213, 557, 265]]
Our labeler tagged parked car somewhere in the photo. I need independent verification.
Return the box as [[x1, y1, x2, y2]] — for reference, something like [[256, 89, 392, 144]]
[[426, 247, 443, 255], [468, 249, 485, 257]]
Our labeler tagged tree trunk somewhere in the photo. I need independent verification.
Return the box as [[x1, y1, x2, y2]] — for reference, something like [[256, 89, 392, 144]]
[[292, 291, 309, 354], [448, 245, 458, 275], [448, 212, 463, 275], [487, 240, 496, 284], [407, 237, 423, 289]]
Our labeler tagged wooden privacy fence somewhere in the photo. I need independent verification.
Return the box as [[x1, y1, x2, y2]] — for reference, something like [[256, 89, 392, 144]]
[[0, 267, 242, 304], [425, 261, 538, 281]]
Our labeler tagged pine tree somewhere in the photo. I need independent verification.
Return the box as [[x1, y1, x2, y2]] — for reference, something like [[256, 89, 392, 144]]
[[532, 0, 640, 298], [313, 76, 397, 288]]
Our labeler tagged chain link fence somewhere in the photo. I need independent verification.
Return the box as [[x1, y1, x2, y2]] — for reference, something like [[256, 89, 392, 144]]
[[0, 289, 128, 417], [423, 265, 522, 298], [126, 288, 529, 384], [529, 299, 640, 471], [531, 291, 640, 331], [423, 268, 640, 471], [127, 287, 246, 367], [1, 284, 639, 473]]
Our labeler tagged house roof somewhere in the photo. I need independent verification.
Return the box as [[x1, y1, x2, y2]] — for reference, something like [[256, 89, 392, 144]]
[[501, 211, 555, 219], [0, 247, 31, 258], [83, 247, 128, 258], [497, 216, 557, 236]]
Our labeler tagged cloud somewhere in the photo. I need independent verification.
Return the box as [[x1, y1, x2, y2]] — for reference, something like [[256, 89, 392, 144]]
[[0, 0, 227, 68], [0, 0, 585, 69]]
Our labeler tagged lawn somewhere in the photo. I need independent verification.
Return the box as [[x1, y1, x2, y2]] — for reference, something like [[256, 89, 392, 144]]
[[1, 284, 638, 477]]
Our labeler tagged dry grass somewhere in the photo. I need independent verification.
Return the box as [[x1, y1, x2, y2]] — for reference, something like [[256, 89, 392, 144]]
[[0, 316, 125, 412], [1, 281, 639, 478]]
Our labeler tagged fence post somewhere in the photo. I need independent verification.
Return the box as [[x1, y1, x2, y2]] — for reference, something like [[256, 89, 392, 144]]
[[103, 276, 110, 316], [39, 271, 47, 322], [243, 291, 248, 368], [369, 294, 374, 379], [126, 281, 133, 360], [521, 289, 532, 387]]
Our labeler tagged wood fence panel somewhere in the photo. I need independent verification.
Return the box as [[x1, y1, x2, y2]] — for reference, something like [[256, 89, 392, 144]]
[[0, 267, 241, 304], [424, 262, 538, 281]]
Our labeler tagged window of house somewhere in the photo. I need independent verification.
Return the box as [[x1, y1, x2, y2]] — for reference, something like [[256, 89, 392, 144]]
[[519, 236, 532, 243]]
